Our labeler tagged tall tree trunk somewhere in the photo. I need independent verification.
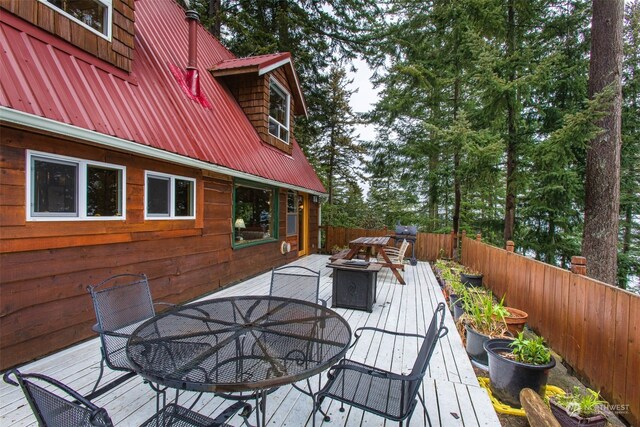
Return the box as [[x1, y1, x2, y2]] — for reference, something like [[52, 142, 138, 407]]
[[207, 0, 221, 38], [582, 0, 624, 285], [504, 0, 517, 242], [453, 76, 461, 244]]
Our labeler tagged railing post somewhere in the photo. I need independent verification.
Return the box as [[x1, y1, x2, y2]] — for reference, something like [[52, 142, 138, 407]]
[[506, 240, 515, 252], [571, 256, 587, 275], [476, 233, 482, 242]]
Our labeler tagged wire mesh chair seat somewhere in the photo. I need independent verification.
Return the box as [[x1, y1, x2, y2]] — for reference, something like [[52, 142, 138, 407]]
[[313, 302, 448, 426], [3, 369, 244, 427], [87, 273, 173, 395]]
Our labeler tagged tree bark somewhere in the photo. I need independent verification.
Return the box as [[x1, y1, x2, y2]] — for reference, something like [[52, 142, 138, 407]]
[[503, 0, 517, 242], [582, 0, 624, 285], [207, 0, 221, 38]]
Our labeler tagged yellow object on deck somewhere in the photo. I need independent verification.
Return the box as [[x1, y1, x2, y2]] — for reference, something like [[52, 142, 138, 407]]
[[478, 377, 565, 417]]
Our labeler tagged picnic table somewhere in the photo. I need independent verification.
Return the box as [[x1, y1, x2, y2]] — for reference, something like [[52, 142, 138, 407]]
[[344, 236, 406, 285]]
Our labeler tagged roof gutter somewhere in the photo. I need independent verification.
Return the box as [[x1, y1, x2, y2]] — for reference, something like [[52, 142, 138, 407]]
[[0, 107, 326, 197]]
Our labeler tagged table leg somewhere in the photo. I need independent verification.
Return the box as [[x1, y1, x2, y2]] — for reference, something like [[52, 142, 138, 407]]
[[344, 244, 361, 260]]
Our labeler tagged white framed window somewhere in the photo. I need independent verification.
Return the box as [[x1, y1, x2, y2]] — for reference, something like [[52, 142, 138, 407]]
[[145, 171, 195, 219], [40, 0, 113, 40], [27, 150, 125, 221], [268, 78, 290, 143]]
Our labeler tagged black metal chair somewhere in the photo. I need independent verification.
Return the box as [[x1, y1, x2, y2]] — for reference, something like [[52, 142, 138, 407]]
[[269, 265, 325, 306], [313, 302, 448, 427], [86, 273, 172, 396], [3, 369, 247, 427]]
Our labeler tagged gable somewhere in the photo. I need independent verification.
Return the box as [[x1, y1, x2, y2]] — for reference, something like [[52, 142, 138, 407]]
[[1, 0, 135, 72]]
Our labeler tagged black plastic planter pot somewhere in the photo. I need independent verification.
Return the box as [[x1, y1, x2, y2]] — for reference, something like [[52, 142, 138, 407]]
[[460, 273, 483, 288], [449, 293, 459, 307], [484, 338, 556, 408], [452, 299, 465, 321], [465, 325, 491, 366]]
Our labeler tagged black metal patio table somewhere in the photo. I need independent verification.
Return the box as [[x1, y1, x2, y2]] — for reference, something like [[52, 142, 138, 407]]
[[126, 295, 352, 426]]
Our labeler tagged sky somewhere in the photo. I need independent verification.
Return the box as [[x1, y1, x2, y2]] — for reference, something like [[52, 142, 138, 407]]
[[347, 58, 379, 143], [346, 58, 380, 197]]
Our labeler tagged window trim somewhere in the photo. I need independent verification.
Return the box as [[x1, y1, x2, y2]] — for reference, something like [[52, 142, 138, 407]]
[[26, 150, 126, 221], [144, 171, 196, 220], [232, 180, 279, 249], [268, 78, 290, 144], [39, 0, 113, 41]]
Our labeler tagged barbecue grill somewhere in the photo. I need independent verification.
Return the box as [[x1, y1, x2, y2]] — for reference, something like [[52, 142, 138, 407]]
[[392, 223, 418, 265]]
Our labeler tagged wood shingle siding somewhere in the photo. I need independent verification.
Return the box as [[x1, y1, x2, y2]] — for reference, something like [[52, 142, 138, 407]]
[[1, 0, 135, 72]]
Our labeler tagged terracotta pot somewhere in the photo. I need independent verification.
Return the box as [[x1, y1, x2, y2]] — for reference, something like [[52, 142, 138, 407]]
[[503, 307, 528, 335], [549, 400, 607, 427]]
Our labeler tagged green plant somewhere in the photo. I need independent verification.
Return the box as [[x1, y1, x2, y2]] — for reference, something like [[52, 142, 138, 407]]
[[462, 293, 508, 336], [552, 387, 606, 418], [509, 332, 551, 365]]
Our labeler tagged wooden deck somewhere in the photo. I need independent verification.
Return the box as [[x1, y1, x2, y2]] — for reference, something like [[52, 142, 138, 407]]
[[0, 255, 500, 426]]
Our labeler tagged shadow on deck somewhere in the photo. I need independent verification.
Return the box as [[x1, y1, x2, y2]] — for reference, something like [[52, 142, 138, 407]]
[[0, 255, 499, 426]]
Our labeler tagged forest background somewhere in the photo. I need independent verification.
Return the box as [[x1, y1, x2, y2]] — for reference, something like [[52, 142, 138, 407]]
[[181, 0, 639, 292]]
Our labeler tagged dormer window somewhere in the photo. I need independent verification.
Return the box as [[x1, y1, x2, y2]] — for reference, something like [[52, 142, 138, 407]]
[[268, 79, 290, 144], [41, 0, 112, 39]]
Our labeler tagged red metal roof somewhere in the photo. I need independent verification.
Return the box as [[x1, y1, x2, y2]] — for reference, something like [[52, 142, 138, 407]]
[[0, 0, 325, 194], [212, 52, 292, 72]]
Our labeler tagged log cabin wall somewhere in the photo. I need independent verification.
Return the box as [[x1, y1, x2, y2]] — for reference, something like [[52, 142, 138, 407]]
[[0, 126, 317, 369], [0, 0, 135, 72]]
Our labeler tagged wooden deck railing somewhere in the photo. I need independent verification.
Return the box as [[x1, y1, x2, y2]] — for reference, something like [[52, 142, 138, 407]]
[[460, 236, 639, 427], [324, 226, 455, 261]]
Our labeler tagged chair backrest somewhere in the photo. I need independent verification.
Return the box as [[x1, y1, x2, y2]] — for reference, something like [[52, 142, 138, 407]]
[[269, 266, 321, 304], [3, 370, 113, 427], [87, 274, 155, 370], [405, 302, 448, 408], [397, 239, 409, 261]]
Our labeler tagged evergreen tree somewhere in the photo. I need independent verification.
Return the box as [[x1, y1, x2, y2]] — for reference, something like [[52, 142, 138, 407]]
[[582, 0, 625, 286], [619, 0, 640, 288]]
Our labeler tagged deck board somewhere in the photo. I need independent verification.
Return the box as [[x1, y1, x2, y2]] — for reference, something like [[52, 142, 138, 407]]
[[0, 255, 499, 426]]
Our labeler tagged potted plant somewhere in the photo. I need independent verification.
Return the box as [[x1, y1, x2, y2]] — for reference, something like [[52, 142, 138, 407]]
[[484, 332, 556, 408], [461, 293, 509, 367], [460, 267, 483, 288], [502, 306, 528, 335], [549, 387, 607, 427]]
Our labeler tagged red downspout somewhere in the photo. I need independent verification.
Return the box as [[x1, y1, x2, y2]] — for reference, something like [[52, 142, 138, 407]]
[[185, 10, 200, 97]]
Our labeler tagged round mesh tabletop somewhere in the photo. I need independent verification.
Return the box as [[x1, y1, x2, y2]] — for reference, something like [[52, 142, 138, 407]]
[[126, 296, 352, 393]]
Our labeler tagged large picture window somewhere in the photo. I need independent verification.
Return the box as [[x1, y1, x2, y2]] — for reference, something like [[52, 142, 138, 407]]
[[41, 0, 113, 39], [28, 151, 124, 220], [268, 79, 290, 143], [234, 182, 277, 245], [145, 171, 195, 219]]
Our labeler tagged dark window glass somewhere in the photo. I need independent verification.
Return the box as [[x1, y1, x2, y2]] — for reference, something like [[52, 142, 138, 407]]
[[235, 185, 275, 243], [147, 176, 170, 215], [87, 165, 122, 217], [175, 179, 194, 217], [269, 83, 287, 125], [32, 158, 77, 215], [47, 0, 108, 36], [286, 191, 297, 235]]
